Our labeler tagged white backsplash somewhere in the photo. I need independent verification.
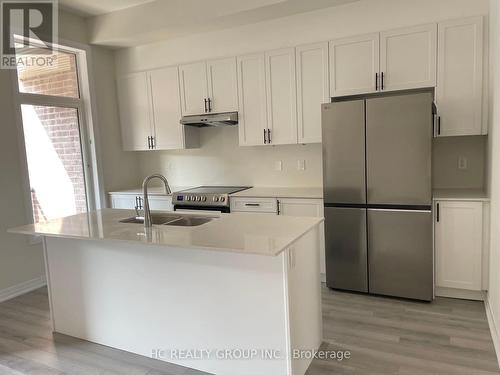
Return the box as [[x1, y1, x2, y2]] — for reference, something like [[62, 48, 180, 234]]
[[138, 126, 323, 187]]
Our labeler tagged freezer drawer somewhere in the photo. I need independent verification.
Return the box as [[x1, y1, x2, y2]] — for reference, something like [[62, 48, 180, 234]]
[[368, 209, 433, 301], [322, 101, 366, 204], [325, 207, 368, 292], [366, 92, 432, 205]]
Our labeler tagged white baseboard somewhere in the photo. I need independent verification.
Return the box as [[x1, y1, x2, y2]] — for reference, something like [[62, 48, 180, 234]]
[[0, 275, 47, 303], [485, 294, 500, 369], [435, 286, 485, 301]]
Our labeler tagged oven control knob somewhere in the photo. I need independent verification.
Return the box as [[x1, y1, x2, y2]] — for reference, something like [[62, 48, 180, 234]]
[[196, 196, 201, 201], [220, 196, 226, 202], [214, 196, 219, 202], [202, 196, 207, 202]]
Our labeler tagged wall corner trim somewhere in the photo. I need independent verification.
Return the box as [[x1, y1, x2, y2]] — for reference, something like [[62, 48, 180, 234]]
[[0, 275, 47, 303], [485, 293, 500, 369]]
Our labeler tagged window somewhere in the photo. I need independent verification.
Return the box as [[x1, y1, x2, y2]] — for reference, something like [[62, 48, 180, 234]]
[[13, 42, 99, 223]]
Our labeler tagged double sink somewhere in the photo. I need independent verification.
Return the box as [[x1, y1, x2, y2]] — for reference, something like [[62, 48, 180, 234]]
[[120, 213, 215, 227]]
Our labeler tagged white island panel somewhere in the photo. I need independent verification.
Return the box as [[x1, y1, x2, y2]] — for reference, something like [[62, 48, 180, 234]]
[[44, 225, 322, 375]]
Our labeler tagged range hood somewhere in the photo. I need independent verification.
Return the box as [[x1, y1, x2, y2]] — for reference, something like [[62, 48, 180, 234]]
[[180, 112, 238, 127]]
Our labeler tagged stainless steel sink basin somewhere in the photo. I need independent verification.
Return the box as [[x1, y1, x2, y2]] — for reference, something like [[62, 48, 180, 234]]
[[119, 213, 215, 226], [119, 213, 181, 225], [164, 216, 215, 227]]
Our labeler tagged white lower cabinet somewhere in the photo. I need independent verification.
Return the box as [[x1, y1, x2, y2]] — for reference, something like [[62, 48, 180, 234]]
[[231, 197, 326, 277], [109, 193, 173, 211], [435, 200, 488, 297]]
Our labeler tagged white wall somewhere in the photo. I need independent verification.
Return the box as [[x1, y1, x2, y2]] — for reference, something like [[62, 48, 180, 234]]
[[115, 0, 489, 188], [0, 69, 46, 296], [487, 0, 500, 364]]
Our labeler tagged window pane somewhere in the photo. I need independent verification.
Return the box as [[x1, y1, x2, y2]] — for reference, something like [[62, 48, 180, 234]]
[[16, 47, 80, 98], [20, 105, 88, 223]]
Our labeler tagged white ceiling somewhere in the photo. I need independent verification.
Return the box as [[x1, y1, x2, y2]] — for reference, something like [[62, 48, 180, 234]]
[[59, 0, 157, 17], [61, 0, 362, 47]]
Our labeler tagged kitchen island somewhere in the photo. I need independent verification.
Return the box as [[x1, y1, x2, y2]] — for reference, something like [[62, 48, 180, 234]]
[[10, 209, 323, 375]]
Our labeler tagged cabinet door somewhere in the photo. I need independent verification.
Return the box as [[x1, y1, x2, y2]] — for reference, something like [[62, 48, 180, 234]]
[[380, 24, 437, 91], [329, 33, 379, 97], [178, 61, 208, 115], [116, 72, 152, 151], [435, 200, 483, 291], [296, 42, 329, 144], [237, 53, 268, 146], [149, 67, 185, 150], [207, 57, 239, 113], [110, 194, 138, 209], [280, 199, 326, 276], [265, 48, 298, 145], [278, 198, 323, 217], [436, 16, 484, 136], [148, 196, 173, 211]]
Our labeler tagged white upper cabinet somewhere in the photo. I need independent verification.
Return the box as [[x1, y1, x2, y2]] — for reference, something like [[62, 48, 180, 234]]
[[117, 72, 153, 151], [329, 33, 380, 97], [207, 57, 239, 113], [178, 61, 209, 115], [380, 24, 437, 91], [296, 42, 329, 143], [149, 67, 185, 150], [436, 16, 484, 137], [237, 53, 268, 146], [265, 48, 298, 145], [435, 200, 483, 291], [179, 58, 238, 116], [117, 68, 198, 151]]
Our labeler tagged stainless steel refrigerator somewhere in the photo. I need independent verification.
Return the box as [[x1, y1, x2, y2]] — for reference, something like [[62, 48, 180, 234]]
[[322, 91, 433, 301]]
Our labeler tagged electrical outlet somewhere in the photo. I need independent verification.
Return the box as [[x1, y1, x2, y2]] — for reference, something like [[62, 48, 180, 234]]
[[297, 160, 306, 171], [275, 160, 283, 171], [458, 156, 468, 170]]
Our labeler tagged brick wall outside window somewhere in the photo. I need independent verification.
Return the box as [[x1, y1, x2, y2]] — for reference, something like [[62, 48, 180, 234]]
[[19, 57, 87, 222]]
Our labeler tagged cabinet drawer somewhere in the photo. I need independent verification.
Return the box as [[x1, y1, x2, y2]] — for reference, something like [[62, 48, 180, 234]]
[[230, 197, 277, 213]]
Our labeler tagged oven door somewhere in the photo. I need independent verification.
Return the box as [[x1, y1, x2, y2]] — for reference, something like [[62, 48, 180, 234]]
[[173, 205, 230, 214]]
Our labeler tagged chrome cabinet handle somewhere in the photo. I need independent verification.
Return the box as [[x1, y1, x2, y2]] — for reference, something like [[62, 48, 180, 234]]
[[381, 72, 384, 90], [263, 129, 267, 144], [245, 203, 260, 207], [436, 203, 440, 222], [151, 136, 155, 149], [437, 116, 441, 135], [267, 129, 272, 143], [375, 72, 378, 91], [208, 98, 212, 112], [147, 136, 151, 149], [204, 98, 208, 112]]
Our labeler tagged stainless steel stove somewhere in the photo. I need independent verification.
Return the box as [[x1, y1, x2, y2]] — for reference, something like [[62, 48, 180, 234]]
[[172, 186, 251, 213]]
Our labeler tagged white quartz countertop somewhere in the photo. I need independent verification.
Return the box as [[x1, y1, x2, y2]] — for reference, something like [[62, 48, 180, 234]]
[[230, 187, 323, 199], [433, 188, 489, 201], [9, 209, 323, 256], [108, 186, 192, 196]]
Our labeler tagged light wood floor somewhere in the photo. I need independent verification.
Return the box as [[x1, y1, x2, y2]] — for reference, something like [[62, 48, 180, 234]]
[[0, 286, 498, 375]]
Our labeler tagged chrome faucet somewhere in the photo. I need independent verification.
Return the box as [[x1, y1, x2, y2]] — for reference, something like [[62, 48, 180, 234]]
[[142, 174, 172, 228]]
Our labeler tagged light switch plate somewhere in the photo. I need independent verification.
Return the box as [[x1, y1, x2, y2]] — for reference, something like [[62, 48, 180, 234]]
[[297, 160, 306, 171], [275, 160, 283, 171], [458, 156, 468, 170]]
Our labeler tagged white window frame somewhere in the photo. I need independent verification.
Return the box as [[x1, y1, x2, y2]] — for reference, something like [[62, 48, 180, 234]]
[[10, 36, 105, 228]]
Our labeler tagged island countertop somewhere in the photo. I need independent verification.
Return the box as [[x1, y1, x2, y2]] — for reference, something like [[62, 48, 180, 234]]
[[9, 209, 323, 256]]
